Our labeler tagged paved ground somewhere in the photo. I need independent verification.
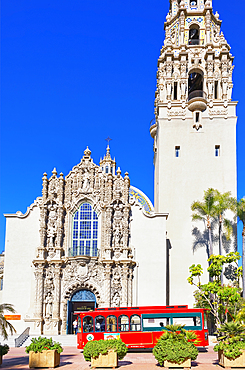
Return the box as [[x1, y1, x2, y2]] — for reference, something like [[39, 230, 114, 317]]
[[1, 346, 221, 369]]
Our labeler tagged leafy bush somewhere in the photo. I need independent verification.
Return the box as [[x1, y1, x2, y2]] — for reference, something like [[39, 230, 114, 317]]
[[25, 336, 63, 354], [214, 321, 245, 359], [153, 324, 199, 366], [83, 339, 127, 361], [0, 344, 9, 356]]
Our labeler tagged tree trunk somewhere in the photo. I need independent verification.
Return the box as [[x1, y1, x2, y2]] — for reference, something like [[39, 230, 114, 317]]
[[219, 215, 223, 286], [207, 217, 213, 282], [242, 226, 245, 299]]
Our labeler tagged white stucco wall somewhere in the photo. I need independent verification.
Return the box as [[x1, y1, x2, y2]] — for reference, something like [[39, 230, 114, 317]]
[[130, 202, 168, 307], [3, 202, 40, 334], [154, 103, 237, 307]]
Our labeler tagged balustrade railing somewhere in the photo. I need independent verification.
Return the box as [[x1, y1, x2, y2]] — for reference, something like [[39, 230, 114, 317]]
[[188, 90, 207, 101], [68, 248, 99, 258], [15, 327, 30, 347]]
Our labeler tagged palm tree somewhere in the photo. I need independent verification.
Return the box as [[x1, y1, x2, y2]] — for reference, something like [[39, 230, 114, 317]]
[[213, 190, 236, 285], [191, 188, 217, 259], [0, 303, 16, 340], [237, 198, 245, 298]]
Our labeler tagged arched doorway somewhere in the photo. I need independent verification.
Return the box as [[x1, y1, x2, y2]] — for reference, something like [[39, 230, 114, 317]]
[[67, 289, 96, 334]]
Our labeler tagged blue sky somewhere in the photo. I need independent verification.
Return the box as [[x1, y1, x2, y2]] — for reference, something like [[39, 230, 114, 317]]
[[1, 0, 244, 254]]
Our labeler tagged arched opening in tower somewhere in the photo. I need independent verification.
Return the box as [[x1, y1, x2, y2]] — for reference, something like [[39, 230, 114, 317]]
[[188, 72, 204, 100], [189, 25, 200, 45]]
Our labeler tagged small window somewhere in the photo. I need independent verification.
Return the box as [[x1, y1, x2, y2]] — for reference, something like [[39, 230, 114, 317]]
[[215, 145, 220, 157], [174, 82, 178, 100], [106, 166, 109, 173], [130, 314, 141, 331], [106, 315, 117, 332], [175, 146, 180, 157], [95, 315, 105, 332], [83, 316, 94, 333], [118, 315, 129, 332], [195, 112, 200, 123]]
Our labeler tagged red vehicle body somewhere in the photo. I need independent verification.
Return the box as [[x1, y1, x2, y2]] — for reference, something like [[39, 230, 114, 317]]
[[75, 305, 209, 349]]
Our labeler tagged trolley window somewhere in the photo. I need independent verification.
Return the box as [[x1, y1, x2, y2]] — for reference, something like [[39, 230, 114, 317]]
[[77, 316, 82, 333], [118, 315, 129, 332], [143, 317, 170, 331], [95, 316, 105, 332], [106, 315, 117, 332], [172, 314, 201, 329], [204, 313, 208, 330], [130, 314, 141, 331], [83, 316, 93, 333]]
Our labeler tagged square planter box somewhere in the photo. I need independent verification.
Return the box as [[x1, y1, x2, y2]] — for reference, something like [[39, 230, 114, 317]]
[[29, 349, 60, 368], [91, 350, 118, 369], [219, 349, 245, 368], [164, 358, 191, 369]]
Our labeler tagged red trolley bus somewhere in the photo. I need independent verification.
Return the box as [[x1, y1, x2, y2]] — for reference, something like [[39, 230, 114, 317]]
[[75, 305, 209, 349]]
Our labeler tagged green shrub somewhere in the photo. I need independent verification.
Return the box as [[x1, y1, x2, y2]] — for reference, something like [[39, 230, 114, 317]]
[[0, 344, 9, 356], [25, 336, 63, 354], [214, 321, 245, 359], [153, 324, 199, 366], [83, 339, 127, 361]]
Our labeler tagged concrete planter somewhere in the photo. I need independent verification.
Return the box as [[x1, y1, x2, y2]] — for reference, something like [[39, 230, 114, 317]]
[[29, 350, 60, 368], [219, 349, 245, 368], [91, 350, 118, 369], [164, 358, 191, 369]]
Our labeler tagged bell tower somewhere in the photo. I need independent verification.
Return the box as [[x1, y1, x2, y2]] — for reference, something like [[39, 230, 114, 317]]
[[150, 0, 237, 304]]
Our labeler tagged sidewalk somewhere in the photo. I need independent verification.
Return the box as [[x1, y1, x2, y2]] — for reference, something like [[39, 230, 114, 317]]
[[1, 346, 219, 369]]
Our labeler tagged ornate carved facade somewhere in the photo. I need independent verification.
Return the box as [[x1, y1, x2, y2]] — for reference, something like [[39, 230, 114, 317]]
[[30, 146, 135, 334]]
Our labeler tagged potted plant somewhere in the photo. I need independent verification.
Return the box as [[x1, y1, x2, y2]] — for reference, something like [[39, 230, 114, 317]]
[[214, 321, 245, 368], [83, 338, 128, 369], [153, 324, 199, 369], [25, 336, 63, 368], [0, 344, 9, 365]]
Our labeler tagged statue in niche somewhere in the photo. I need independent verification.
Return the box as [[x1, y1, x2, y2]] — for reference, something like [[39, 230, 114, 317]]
[[113, 226, 122, 249], [181, 81, 186, 98], [82, 168, 90, 191], [112, 292, 120, 307], [45, 292, 53, 318], [47, 204, 58, 250], [208, 81, 213, 98]]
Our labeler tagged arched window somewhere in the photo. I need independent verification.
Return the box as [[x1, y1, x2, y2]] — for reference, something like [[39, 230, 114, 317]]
[[72, 203, 98, 257], [95, 316, 105, 332], [106, 315, 117, 332], [83, 316, 94, 333], [118, 315, 129, 332], [130, 314, 141, 331]]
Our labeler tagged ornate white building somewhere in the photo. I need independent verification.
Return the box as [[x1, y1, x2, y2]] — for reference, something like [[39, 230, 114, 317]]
[[2, 0, 237, 335], [2, 146, 167, 335]]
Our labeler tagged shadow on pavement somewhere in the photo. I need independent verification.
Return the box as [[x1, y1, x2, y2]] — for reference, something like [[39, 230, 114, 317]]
[[119, 360, 133, 366]]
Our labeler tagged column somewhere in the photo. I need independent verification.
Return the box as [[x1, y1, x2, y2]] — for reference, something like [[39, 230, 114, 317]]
[[121, 264, 128, 307]]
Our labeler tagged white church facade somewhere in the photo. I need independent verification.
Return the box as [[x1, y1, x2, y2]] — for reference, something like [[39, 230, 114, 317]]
[[2, 0, 237, 336]]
